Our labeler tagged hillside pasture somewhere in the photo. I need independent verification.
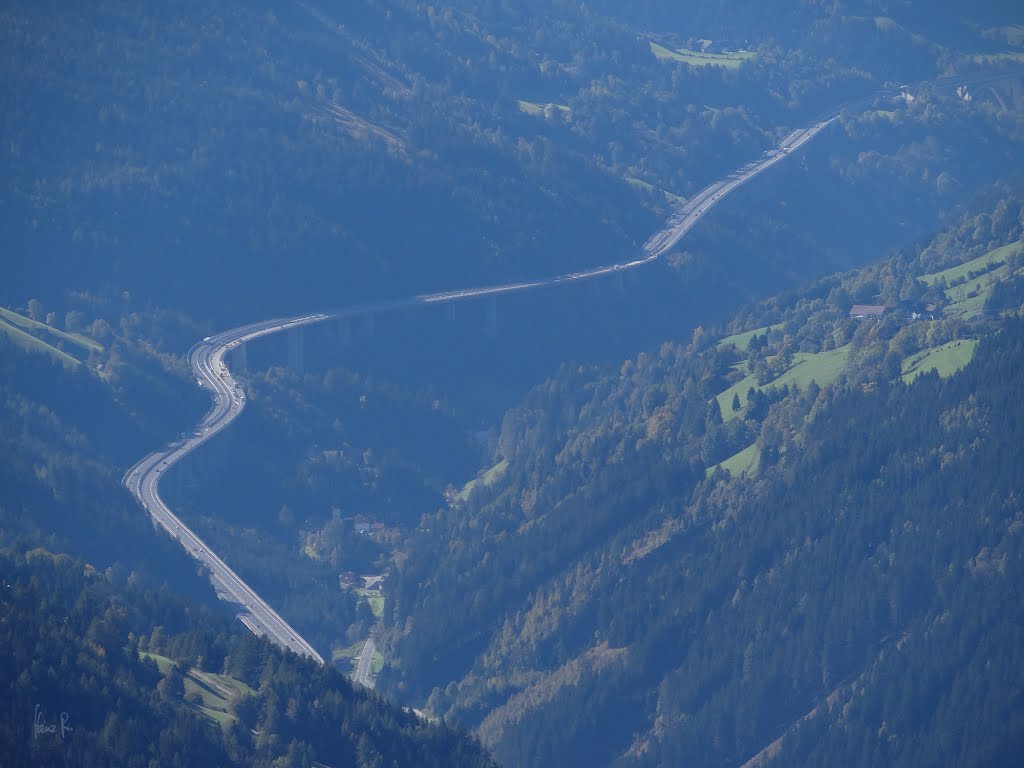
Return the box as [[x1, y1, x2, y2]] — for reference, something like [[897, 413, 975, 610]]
[[459, 458, 509, 500], [901, 340, 978, 383], [140, 650, 255, 727], [709, 442, 761, 478], [0, 306, 103, 367], [919, 241, 1020, 287], [649, 42, 754, 69], [768, 345, 851, 392], [718, 325, 770, 351], [942, 261, 1024, 318], [0, 317, 81, 368], [715, 345, 851, 421]]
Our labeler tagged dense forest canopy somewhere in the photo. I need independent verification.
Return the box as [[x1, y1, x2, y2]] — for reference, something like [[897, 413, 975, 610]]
[[0, 545, 496, 767], [5, 0, 1023, 325]]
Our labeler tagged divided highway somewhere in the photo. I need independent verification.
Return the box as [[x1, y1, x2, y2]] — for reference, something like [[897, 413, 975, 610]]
[[123, 107, 840, 670], [124, 315, 329, 664]]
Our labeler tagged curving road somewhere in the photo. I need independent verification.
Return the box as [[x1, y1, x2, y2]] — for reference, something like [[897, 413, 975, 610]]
[[122, 101, 850, 669], [123, 314, 330, 663]]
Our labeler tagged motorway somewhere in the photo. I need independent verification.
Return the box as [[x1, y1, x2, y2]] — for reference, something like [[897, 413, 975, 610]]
[[122, 99, 849, 673], [123, 314, 329, 664]]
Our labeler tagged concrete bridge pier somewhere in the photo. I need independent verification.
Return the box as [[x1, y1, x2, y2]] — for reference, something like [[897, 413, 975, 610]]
[[287, 327, 305, 373]]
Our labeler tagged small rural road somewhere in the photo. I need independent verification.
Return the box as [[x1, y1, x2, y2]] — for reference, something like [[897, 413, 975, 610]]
[[354, 636, 377, 688]]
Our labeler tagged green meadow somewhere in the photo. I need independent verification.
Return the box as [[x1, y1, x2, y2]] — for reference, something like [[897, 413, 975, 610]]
[[0, 306, 103, 367], [919, 241, 1021, 287], [716, 345, 851, 421], [710, 442, 761, 478], [901, 340, 978, 383], [717, 325, 771, 351], [140, 651, 256, 727], [355, 587, 385, 618], [650, 42, 754, 69], [459, 457, 509, 500]]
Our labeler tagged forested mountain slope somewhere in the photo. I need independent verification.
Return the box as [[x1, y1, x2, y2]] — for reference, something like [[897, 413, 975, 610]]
[[6, 0, 1023, 327], [0, 545, 495, 767], [0, 313, 219, 596], [383, 196, 1024, 766]]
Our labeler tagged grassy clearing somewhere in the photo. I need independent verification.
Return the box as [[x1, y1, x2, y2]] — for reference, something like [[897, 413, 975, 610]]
[[459, 458, 509, 500], [0, 319, 81, 368], [332, 641, 365, 663], [901, 340, 978, 383], [518, 100, 571, 119], [943, 286, 990, 318], [139, 650, 254, 727], [370, 650, 384, 676], [625, 177, 686, 205], [768, 345, 852, 392], [650, 42, 754, 68], [355, 588, 385, 618], [716, 345, 851, 421], [139, 650, 175, 674], [708, 442, 761, 478], [718, 325, 770, 351], [183, 676, 229, 712], [193, 669, 256, 699], [942, 261, 1024, 319], [196, 705, 234, 726], [918, 241, 1020, 286], [0, 307, 102, 354], [716, 366, 759, 421]]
